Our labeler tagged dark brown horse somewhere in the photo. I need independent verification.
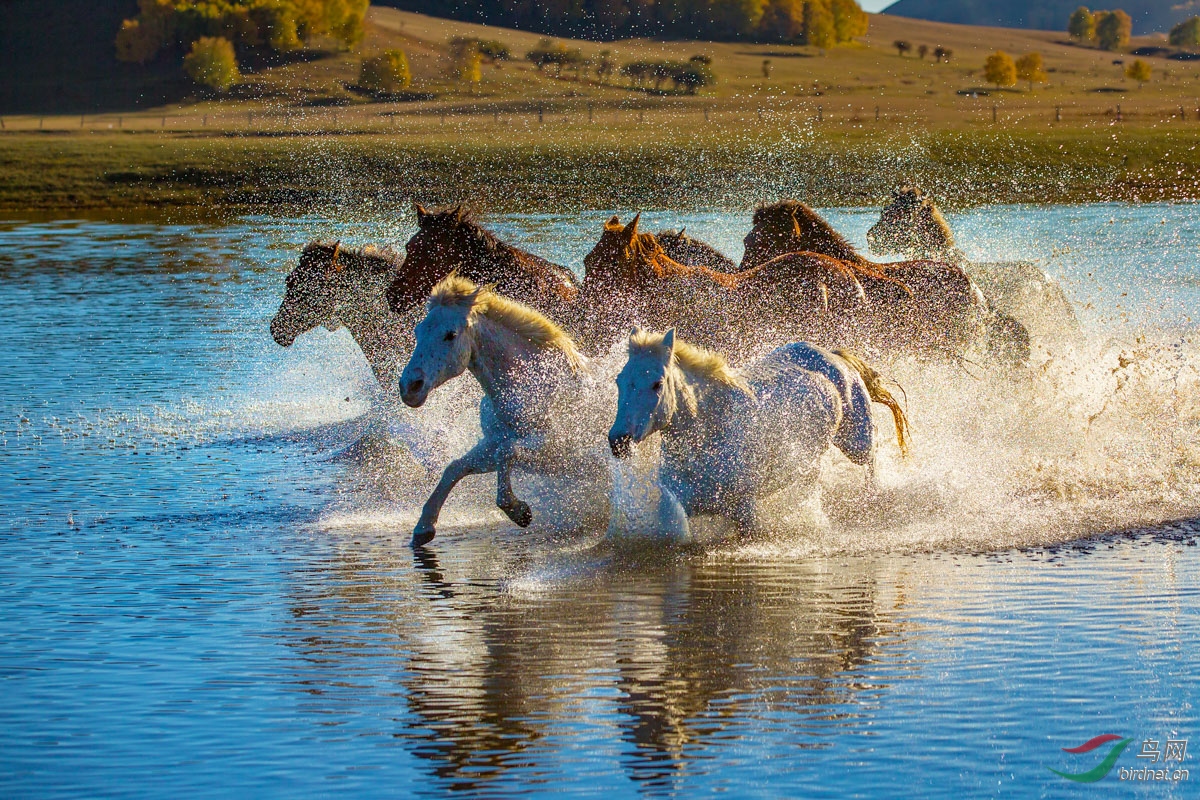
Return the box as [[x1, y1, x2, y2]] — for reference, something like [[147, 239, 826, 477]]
[[742, 201, 1029, 363], [581, 214, 890, 354], [385, 204, 579, 319], [655, 228, 741, 272]]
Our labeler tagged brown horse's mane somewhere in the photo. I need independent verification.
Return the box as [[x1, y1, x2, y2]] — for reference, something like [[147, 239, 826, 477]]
[[415, 206, 531, 270], [754, 200, 870, 266], [589, 216, 742, 290], [301, 240, 403, 274]]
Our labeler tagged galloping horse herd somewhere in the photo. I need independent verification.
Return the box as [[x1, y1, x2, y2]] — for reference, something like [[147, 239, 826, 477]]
[[271, 188, 1079, 546]]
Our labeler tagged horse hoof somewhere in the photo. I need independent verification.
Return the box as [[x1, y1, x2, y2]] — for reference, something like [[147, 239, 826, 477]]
[[502, 500, 533, 528], [411, 526, 436, 547]]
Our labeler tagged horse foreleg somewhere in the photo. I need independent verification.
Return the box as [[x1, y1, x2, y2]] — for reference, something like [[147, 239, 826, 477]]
[[413, 441, 500, 546], [496, 460, 533, 528]]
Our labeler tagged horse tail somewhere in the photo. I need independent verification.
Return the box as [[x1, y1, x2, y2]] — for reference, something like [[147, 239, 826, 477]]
[[833, 350, 910, 457]]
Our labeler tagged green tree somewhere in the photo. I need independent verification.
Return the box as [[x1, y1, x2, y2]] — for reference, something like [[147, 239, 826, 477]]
[[182, 35, 239, 91], [1068, 6, 1095, 42], [1015, 52, 1047, 90], [1169, 17, 1200, 48], [450, 38, 483, 84], [1125, 58, 1151, 87], [983, 50, 1017, 87], [359, 49, 411, 93], [1095, 9, 1131, 51]]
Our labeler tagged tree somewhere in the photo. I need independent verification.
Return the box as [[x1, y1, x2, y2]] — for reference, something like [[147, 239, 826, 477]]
[[596, 50, 616, 83], [830, 0, 868, 42], [182, 36, 239, 91], [1095, 9, 1131, 51], [115, 19, 162, 64], [758, 0, 804, 42], [450, 38, 483, 85], [1169, 17, 1200, 48], [983, 50, 1017, 88], [1125, 58, 1151, 87], [803, 0, 836, 49], [1068, 6, 1095, 42], [1015, 52, 1047, 90], [917, 44, 928, 60], [763, 58, 772, 77], [359, 49, 411, 93], [673, 61, 716, 93], [932, 45, 951, 62], [894, 40, 911, 57]]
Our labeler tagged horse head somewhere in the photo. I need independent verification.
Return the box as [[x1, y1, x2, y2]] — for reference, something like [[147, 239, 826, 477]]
[[387, 202, 476, 314], [610, 327, 691, 458], [271, 240, 366, 346], [398, 273, 485, 407], [867, 187, 955, 260]]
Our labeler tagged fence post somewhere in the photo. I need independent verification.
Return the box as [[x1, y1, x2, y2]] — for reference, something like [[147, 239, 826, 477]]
[[80, 115, 85, 129], [247, 111, 252, 127], [493, 109, 498, 123], [757, 107, 762, 122], [704, 106, 709, 122], [1055, 105, 1061, 122], [39, 117, 44, 129], [817, 105, 823, 122], [203, 115, 207, 127], [638, 107, 644, 123], [538, 104, 543, 124], [588, 102, 593, 123], [875, 105, 880, 121], [992, 104, 997, 123], [1116, 104, 1122, 122], [1181, 105, 1186, 121], [0, 117, 5, 129], [161, 116, 166, 129]]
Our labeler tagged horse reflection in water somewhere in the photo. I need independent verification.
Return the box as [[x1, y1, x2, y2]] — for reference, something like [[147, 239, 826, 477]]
[[281, 536, 903, 792]]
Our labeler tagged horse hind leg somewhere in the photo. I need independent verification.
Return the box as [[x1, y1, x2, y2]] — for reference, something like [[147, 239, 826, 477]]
[[496, 462, 533, 528]]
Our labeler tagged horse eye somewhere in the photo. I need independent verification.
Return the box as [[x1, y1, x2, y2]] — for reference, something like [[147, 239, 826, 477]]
[[652, 380, 663, 393], [444, 331, 457, 341]]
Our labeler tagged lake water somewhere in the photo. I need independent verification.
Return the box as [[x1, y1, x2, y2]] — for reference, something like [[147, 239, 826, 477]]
[[1, 204, 1199, 797]]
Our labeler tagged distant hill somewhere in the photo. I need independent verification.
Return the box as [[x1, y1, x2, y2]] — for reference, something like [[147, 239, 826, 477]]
[[880, 0, 1194, 34]]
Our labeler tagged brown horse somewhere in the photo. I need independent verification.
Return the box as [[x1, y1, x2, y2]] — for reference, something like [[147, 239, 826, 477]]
[[385, 204, 579, 319], [581, 214, 890, 354], [866, 187, 1079, 341], [655, 228, 741, 272], [742, 200, 1029, 363]]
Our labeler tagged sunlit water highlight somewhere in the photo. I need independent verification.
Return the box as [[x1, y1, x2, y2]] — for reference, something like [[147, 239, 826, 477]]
[[1, 205, 1198, 797]]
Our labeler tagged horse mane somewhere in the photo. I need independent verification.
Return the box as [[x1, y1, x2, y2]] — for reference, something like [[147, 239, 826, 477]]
[[430, 273, 585, 372], [302, 240, 403, 274], [629, 329, 751, 394], [418, 205, 523, 265], [754, 200, 868, 265]]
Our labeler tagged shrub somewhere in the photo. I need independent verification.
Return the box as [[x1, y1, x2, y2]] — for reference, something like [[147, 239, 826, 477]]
[[933, 45, 952, 62], [1169, 16, 1200, 48], [894, 40, 911, 56], [1095, 9, 1131, 51], [983, 51, 1017, 87], [1015, 52, 1047, 90], [1125, 58, 1151, 86], [1068, 7, 1095, 42], [183, 36, 239, 91], [359, 49, 411, 93]]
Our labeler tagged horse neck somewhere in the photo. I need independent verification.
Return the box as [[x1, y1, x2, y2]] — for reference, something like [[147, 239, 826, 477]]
[[662, 365, 732, 440], [803, 227, 869, 265], [467, 314, 574, 404], [334, 272, 404, 385]]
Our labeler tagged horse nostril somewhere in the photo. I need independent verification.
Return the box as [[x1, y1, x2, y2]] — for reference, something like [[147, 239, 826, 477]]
[[406, 379, 424, 396]]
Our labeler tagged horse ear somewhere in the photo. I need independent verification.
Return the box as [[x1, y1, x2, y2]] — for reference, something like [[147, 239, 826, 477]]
[[662, 328, 675, 353], [330, 241, 343, 272], [630, 325, 642, 339], [625, 213, 641, 242], [453, 204, 466, 222], [606, 215, 621, 229], [678, 227, 685, 238], [414, 202, 429, 221]]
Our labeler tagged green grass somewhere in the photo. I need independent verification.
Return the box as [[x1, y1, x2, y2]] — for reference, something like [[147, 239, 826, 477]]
[[2, 124, 1198, 213]]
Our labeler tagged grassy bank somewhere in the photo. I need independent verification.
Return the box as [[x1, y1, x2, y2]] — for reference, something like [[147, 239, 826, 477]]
[[2, 123, 1198, 215]]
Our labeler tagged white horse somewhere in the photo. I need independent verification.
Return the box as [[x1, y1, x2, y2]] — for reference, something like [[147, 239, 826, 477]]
[[399, 274, 606, 546], [271, 241, 412, 393], [608, 328, 909, 540]]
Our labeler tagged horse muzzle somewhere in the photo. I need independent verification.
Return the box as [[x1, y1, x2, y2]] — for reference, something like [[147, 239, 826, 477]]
[[270, 318, 296, 347], [401, 377, 427, 408], [609, 434, 634, 459]]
